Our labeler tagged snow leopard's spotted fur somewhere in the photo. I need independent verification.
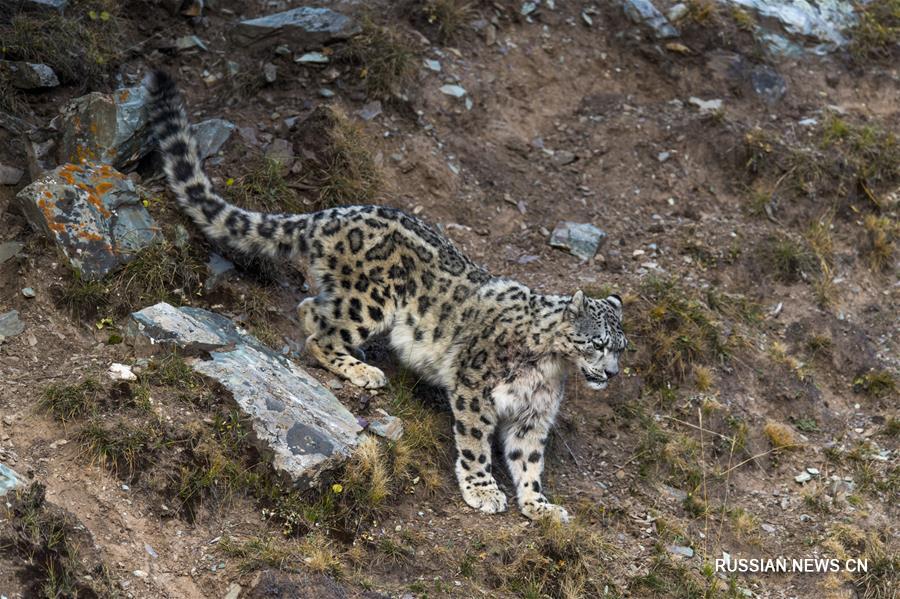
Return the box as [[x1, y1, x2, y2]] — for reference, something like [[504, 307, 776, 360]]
[[145, 71, 626, 522]]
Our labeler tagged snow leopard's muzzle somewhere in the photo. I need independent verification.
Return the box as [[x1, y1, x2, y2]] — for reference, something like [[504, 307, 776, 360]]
[[579, 356, 619, 390]]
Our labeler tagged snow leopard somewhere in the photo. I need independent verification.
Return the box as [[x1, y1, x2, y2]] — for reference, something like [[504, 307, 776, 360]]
[[145, 71, 626, 522]]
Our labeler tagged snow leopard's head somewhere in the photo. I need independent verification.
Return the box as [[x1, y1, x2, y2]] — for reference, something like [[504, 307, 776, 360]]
[[562, 291, 626, 390]]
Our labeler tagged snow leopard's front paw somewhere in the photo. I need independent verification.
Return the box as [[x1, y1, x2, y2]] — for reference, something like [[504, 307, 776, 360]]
[[521, 497, 570, 523], [345, 363, 388, 389], [461, 484, 508, 514]]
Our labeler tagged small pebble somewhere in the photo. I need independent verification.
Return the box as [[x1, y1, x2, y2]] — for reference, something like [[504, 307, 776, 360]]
[[21, 287, 35, 298]]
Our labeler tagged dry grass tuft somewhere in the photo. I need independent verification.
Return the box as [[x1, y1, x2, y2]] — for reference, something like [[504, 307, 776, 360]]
[[693, 365, 714, 392], [862, 214, 898, 272], [419, 0, 473, 43], [825, 525, 899, 599], [227, 155, 304, 213], [629, 277, 729, 388], [729, 507, 759, 541], [291, 105, 383, 209], [685, 0, 719, 24], [731, 7, 756, 31], [484, 518, 617, 598], [742, 117, 900, 213], [339, 19, 417, 99], [220, 534, 299, 573], [301, 534, 345, 577], [763, 420, 799, 451], [343, 435, 392, 509], [385, 371, 448, 491]]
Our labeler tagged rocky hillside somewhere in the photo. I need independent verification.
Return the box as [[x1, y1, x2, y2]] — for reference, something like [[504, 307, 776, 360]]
[[0, 1, 897, 598]]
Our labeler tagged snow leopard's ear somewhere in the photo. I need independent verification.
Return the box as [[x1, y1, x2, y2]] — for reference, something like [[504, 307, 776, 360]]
[[606, 294, 623, 316], [566, 290, 585, 318]]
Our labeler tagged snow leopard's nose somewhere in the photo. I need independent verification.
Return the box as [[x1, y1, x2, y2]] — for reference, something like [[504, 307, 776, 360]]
[[605, 365, 619, 378]]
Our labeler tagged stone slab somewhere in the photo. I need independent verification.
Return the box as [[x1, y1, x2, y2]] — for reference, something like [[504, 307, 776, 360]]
[[127, 303, 363, 488], [231, 6, 360, 50]]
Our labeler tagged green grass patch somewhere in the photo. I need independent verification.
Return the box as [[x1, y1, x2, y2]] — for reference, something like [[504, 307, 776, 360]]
[[76, 418, 160, 480], [59, 239, 206, 320], [848, 0, 900, 60], [742, 116, 900, 212], [754, 234, 818, 283], [853, 369, 897, 399], [40, 378, 103, 422], [2, 484, 116, 598], [0, 0, 122, 85]]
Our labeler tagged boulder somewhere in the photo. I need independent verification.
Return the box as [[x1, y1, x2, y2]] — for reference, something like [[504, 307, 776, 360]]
[[549, 222, 607, 261], [0, 60, 59, 90], [0, 163, 25, 185], [14, 162, 161, 280], [191, 118, 236, 161], [126, 303, 363, 488], [0, 462, 23, 497], [231, 7, 360, 50], [56, 85, 152, 171], [717, 0, 859, 56], [622, 0, 679, 39]]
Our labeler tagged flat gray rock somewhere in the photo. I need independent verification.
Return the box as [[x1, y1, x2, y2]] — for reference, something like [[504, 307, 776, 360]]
[[0, 163, 24, 185], [0, 462, 23, 497], [0, 0, 67, 12], [191, 118, 236, 161], [56, 85, 152, 171], [0, 241, 24, 265], [368, 410, 403, 442], [667, 544, 694, 558], [127, 303, 363, 488], [549, 222, 607, 261], [205, 252, 235, 291], [622, 0, 679, 39], [14, 162, 162, 280], [0, 60, 59, 89], [0, 310, 25, 344], [231, 6, 360, 50]]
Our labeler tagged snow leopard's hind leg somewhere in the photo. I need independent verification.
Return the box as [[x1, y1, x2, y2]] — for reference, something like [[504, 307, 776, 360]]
[[298, 296, 387, 389]]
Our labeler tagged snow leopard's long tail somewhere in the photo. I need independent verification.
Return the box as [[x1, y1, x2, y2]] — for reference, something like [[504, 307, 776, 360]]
[[144, 70, 310, 258]]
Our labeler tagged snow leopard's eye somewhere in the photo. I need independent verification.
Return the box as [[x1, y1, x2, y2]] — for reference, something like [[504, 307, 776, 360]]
[[591, 338, 607, 351]]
